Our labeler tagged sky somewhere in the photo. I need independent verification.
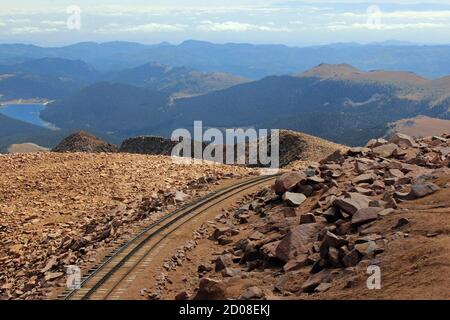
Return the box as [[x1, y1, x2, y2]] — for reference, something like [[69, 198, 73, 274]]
[[2, 0, 450, 46]]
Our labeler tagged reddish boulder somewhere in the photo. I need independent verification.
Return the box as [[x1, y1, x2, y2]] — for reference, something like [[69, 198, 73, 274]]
[[352, 174, 375, 185], [342, 249, 361, 267], [351, 207, 382, 226], [194, 278, 227, 300], [275, 172, 306, 195], [333, 193, 371, 215], [321, 231, 348, 249], [372, 143, 399, 158], [275, 223, 322, 262], [300, 213, 316, 224], [320, 150, 345, 164], [390, 133, 419, 149], [366, 138, 388, 149], [301, 270, 332, 293]]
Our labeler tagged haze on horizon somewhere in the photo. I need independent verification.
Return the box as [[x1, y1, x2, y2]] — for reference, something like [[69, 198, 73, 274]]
[[2, 0, 450, 46]]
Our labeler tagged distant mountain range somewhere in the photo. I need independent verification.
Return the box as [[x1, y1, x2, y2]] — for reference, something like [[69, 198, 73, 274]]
[[41, 82, 170, 134], [2, 40, 450, 150], [0, 57, 248, 102], [39, 63, 450, 147], [0, 72, 83, 101], [103, 63, 249, 98], [0, 58, 99, 82], [3, 40, 450, 79]]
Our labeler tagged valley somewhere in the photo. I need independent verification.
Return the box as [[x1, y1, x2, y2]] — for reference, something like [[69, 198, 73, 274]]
[[1, 41, 450, 153]]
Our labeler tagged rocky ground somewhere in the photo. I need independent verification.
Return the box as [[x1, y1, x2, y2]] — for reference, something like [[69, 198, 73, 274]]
[[156, 133, 450, 300], [0, 152, 255, 299]]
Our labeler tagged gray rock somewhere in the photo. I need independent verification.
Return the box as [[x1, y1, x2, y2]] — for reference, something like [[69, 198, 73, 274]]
[[239, 286, 264, 300], [282, 192, 307, 207], [410, 183, 440, 199], [314, 282, 332, 293]]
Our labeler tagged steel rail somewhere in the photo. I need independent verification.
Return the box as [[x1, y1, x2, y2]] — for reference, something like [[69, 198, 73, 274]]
[[61, 174, 279, 300]]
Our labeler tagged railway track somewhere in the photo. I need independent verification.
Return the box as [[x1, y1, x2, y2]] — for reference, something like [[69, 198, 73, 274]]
[[60, 174, 279, 300]]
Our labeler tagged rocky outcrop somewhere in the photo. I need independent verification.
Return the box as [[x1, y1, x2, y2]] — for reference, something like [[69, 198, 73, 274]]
[[52, 131, 118, 153], [120, 136, 178, 156], [119, 130, 346, 168], [119, 136, 208, 159]]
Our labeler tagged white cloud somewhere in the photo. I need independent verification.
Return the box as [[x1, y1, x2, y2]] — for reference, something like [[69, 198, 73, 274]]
[[95, 23, 187, 33], [340, 10, 450, 20], [328, 22, 447, 31], [126, 23, 187, 32], [9, 26, 58, 34], [197, 21, 291, 32], [5, 18, 31, 24], [41, 20, 66, 26], [88, 4, 286, 17]]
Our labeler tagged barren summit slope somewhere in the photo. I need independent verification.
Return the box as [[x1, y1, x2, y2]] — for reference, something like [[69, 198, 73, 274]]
[[299, 63, 430, 86], [388, 116, 450, 138], [276, 130, 348, 169], [0, 152, 255, 299]]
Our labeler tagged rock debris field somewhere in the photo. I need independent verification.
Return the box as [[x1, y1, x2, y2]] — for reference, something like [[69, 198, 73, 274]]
[[156, 133, 450, 300], [0, 152, 255, 299]]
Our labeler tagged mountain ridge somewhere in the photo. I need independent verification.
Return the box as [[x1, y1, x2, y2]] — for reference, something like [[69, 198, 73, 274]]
[[9, 63, 450, 148], [4, 40, 450, 78]]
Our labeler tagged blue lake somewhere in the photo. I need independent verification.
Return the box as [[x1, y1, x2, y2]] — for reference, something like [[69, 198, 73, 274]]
[[0, 104, 54, 128]]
